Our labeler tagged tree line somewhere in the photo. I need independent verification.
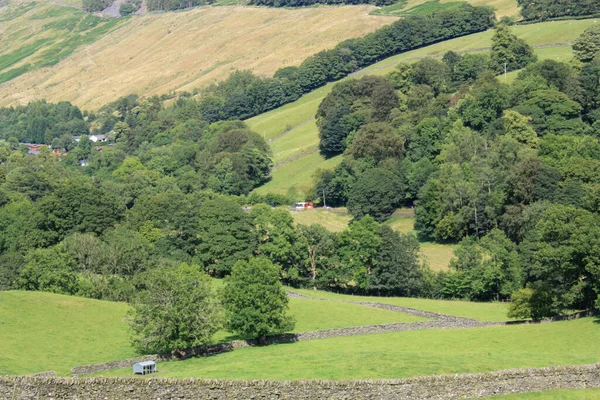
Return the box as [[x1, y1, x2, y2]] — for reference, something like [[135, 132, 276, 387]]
[[518, 0, 600, 21], [310, 25, 600, 319], [193, 5, 495, 122]]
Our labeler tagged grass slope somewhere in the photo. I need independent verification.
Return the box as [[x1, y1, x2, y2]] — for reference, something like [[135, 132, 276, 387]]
[[0, 291, 135, 376], [99, 318, 600, 379], [290, 288, 512, 322], [0, 1, 126, 85], [250, 19, 597, 198], [215, 297, 427, 341], [1, 290, 424, 375], [0, 3, 393, 109]]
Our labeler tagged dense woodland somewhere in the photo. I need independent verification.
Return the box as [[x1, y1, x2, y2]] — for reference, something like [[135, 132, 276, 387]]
[[2, 8, 600, 349], [311, 24, 600, 317]]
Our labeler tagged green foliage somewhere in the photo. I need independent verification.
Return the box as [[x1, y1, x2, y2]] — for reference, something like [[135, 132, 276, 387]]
[[250, 204, 305, 282], [195, 5, 494, 123], [317, 76, 398, 156], [371, 225, 423, 296], [520, 204, 600, 315], [196, 199, 257, 276], [490, 25, 537, 74], [347, 168, 403, 222], [444, 229, 523, 301], [146, 0, 210, 11], [0, 100, 87, 144], [507, 282, 554, 321], [17, 245, 79, 295], [336, 216, 381, 290], [296, 224, 337, 288], [573, 25, 600, 63], [518, 0, 600, 21], [129, 263, 221, 354], [222, 257, 294, 340]]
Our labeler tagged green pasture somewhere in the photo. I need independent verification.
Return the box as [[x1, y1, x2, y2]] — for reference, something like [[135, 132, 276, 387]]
[[98, 318, 600, 380], [254, 151, 343, 195], [1, 289, 424, 375], [290, 288, 512, 322], [271, 119, 320, 164], [0, 291, 135, 376], [290, 209, 352, 231], [215, 296, 427, 341]]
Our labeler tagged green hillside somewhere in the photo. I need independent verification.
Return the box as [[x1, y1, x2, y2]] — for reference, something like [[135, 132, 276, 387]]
[[290, 288, 512, 322], [248, 19, 597, 198], [99, 318, 600, 379], [0, 290, 424, 375], [0, 291, 135, 376]]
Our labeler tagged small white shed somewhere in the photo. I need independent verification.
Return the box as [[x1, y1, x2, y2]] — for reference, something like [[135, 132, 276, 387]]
[[133, 361, 157, 375]]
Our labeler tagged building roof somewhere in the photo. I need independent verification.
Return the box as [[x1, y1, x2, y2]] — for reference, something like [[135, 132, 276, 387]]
[[134, 361, 156, 367]]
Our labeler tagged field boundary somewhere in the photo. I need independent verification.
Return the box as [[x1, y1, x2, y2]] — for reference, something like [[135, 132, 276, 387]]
[[350, 42, 572, 76], [6, 363, 600, 399], [69, 292, 596, 376]]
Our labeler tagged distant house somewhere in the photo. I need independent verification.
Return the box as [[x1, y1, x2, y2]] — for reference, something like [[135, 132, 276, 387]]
[[73, 134, 108, 143], [89, 134, 107, 143]]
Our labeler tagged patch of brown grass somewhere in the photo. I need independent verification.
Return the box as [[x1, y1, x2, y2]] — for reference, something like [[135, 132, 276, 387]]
[[0, 4, 395, 109]]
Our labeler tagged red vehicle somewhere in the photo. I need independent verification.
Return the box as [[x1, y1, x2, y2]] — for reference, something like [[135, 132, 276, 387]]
[[293, 202, 314, 209]]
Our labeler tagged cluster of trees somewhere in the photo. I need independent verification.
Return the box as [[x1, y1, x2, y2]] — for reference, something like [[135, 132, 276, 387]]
[[518, 0, 600, 21], [129, 257, 294, 353], [311, 27, 600, 318], [0, 95, 273, 197], [82, 0, 112, 11], [0, 101, 88, 145], [193, 5, 495, 122]]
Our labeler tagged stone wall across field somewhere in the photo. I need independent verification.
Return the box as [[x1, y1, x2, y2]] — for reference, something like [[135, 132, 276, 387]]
[[3, 363, 600, 400]]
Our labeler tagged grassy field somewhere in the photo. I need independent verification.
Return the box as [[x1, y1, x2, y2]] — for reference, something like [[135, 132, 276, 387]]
[[478, 389, 600, 399], [98, 318, 600, 379], [0, 291, 135, 376], [0, 2, 393, 109], [1, 289, 425, 375], [290, 209, 352, 231], [215, 296, 427, 340], [290, 288, 512, 322], [250, 19, 595, 199]]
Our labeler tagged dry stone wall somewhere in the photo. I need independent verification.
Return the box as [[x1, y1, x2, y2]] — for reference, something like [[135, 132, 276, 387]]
[[4, 363, 600, 399]]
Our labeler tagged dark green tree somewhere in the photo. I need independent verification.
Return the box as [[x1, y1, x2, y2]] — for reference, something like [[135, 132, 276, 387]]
[[573, 25, 600, 63], [222, 257, 294, 342], [371, 225, 423, 296], [489, 25, 537, 74], [347, 168, 403, 222], [196, 199, 257, 276]]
